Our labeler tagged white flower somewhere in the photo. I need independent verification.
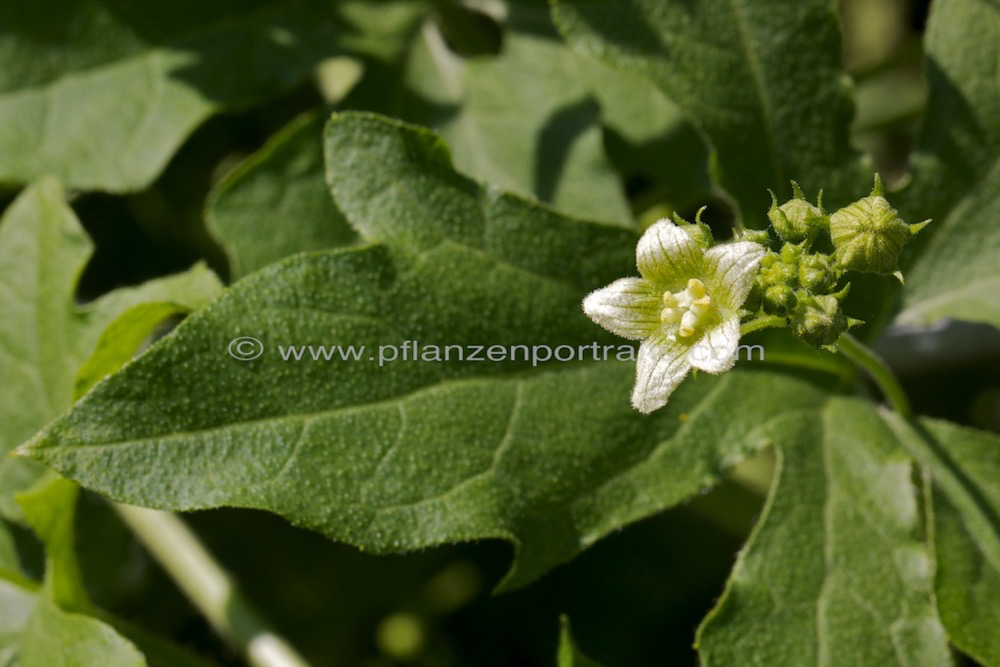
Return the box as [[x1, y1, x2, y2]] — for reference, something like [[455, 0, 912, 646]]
[[583, 219, 766, 413]]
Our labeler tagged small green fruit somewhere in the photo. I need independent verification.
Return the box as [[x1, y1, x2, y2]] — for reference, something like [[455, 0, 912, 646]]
[[829, 175, 929, 276], [763, 284, 797, 316], [793, 294, 848, 348]]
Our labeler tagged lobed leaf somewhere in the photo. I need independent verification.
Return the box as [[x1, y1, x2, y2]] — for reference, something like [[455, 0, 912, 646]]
[[697, 398, 951, 666], [21, 114, 838, 590]]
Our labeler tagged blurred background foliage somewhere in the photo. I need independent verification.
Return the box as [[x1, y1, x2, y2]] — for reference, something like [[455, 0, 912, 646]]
[[3, 0, 999, 665]]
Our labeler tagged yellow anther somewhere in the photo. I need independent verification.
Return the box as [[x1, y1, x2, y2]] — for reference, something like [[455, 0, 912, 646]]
[[687, 278, 706, 298], [661, 278, 714, 338], [690, 295, 712, 313]]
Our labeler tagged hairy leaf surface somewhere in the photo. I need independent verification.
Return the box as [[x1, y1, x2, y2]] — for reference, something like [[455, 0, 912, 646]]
[[697, 399, 951, 666], [23, 115, 838, 590]]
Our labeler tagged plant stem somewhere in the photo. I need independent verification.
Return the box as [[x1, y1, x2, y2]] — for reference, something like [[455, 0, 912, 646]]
[[113, 504, 311, 667], [740, 315, 788, 336], [835, 332, 912, 417]]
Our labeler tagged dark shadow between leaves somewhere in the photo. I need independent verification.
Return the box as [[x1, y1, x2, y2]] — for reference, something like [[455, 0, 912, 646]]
[[534, 97, 602, 206]]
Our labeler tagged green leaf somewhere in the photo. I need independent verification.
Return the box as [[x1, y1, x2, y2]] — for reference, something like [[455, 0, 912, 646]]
[[74, 303, 195, 400], [19, 597, 145, 667], [16, 476, 88, 612], [934, 492, 1000, 666], [334, 0, 429, 63], [557, 615, 605, 667], [697, 398, 951, 666], [21, 113, 839, 590], [551, 0, 870, 224], [402, 6, 633, 224], [0, 177, 223, 521], [0, 0, 343, 191], [0, 549, 213, 667], [207, 112, 358, 279], [0, 485, 214, 666], [322, 112, 636, 260], [0, 576, 37, 664], [887, 416, 1000, 665], [894, 0, 1000, 329], [2, 477, 147, 666], [881, 413, 1000, 579]]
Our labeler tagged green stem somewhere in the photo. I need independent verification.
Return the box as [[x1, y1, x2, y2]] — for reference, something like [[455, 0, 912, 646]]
[[113, 505, 311, 667], [835, 332, 912, 417], [739, 315, 788, 336]]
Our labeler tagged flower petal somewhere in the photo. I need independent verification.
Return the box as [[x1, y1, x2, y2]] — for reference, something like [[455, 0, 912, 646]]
[[689, 316, 740, 373], [701, 241, 767, 311], [582, 278, 661, 340], [636, 219, 703, 286], [631, 331, 692, 413]]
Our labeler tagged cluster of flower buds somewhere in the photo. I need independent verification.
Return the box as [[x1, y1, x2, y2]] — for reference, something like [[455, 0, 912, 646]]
[[744, 176, 928, 348], [582, 173, 930, 413]]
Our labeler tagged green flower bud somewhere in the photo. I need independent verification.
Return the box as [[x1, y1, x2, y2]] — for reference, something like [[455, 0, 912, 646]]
[[673, 208, 714, 249], [736, 228, 771, 245], [829, 175, 930, 277], [757, 251, 796, 288], [793, 294, 848, 348], [767, 182, 828, 243], [763, 284, 797, 315], [780, 242, 803, 265], [798, 253, 837, 293]]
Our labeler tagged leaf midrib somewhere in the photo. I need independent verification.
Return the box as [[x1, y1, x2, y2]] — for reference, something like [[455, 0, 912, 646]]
[[724, 0, 786, 191], [27, 360, 625, 453]]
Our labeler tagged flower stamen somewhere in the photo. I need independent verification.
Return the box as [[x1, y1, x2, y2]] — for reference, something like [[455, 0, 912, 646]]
[[661, 279, 714, 338], [686, 278, 706, 299]]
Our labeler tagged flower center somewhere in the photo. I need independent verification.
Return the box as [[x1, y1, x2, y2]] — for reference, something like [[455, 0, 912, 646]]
[[660, 278, 714, 338]]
